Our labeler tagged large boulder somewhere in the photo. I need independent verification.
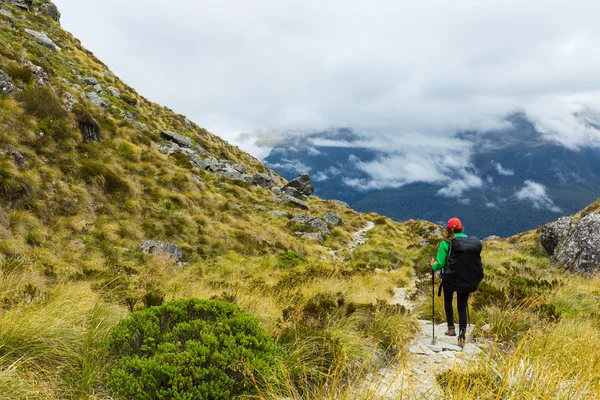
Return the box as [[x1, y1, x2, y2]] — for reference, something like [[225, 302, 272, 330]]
[[329, 199, 350, 208], [553, 214, 600, 274], [139, 241, 183, 261], [0, 70, 15, 94], [250, 173, 278, 189], [24, 28, 60, 51], [324, 212, 343, 227], [277, 194, 308, 210], [160, 130, 193, 148], [288, 214, 330, 234], [41, 1, 60, 22], [282, 173, 314, 198], [9, 0, 32, 11], [540, 216, 577, 255], [85, 92, 106, 107]]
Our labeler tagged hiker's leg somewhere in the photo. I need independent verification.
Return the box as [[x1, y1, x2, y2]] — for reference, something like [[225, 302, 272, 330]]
[[457, 292, 469, 338], [443, 287, 454, 328]]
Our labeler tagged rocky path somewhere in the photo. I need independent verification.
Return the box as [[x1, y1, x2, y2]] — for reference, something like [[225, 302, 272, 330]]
[[365, 284, 485, 399], [348, 221, 375, 251]]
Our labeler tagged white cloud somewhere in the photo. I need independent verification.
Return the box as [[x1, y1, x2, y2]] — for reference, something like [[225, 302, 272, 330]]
[[458, 198, 471, 205], [53, 0, 600, 153], [494, 162, 515, 176], [266, 158, 311, 173], [313, 171, 329, 182], [515, 180, 562, 212], [486, 202, 497, 208]]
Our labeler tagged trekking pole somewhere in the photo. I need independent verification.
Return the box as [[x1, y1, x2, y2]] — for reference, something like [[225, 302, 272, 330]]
[[431, 267, 436, 345]]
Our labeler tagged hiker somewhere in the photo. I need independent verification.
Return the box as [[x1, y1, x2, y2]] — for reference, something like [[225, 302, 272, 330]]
[[430, 218, 483, 347]]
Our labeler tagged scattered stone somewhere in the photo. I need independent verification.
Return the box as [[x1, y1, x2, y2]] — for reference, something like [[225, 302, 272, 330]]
[[553, 213, 600, 274], [297, 232, 324, 243], [192, 175, 204, 184], [282, 186, 308, 200], [250, 173, 278, 189], [268, 210, 287, 217], [0, 70, 15, 94], [139, 241, 183, 261], [83, 76, 99, 86], [483, 235, 502, 242], [108, 86, 121, 98], [1, 146, 25, 167], [92, 83, 104, 93], [282, 173, 314, 198], [103, 71, 114, 79], [85, 92, 106, 107], [324, 212, 343, 227], [73, 106, 101, 142], [23, 61, 50, 86], [9, 0, 32, 11], [160, 130, 193, 148], [0, 9, 14, 19], [426, 344, 443, 353], [277, 195, 309, 210], [41, 2, 60, 22], [409, 344, 435, 356], [329, 199, 350, 208], [288, 214, 330, 234], [24, 28, 60, 51], [439, 343, 463, 352], [540, 216, 577, 255]]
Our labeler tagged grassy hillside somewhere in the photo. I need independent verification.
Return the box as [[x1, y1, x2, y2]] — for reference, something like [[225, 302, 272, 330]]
[[0, 2, 599, 399]]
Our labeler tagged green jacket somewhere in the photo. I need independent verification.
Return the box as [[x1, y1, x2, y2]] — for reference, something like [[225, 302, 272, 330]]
[[431, 233, 468, 272]]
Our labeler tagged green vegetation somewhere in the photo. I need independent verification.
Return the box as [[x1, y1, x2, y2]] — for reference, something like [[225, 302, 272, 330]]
[[106, 299, 276, 399]]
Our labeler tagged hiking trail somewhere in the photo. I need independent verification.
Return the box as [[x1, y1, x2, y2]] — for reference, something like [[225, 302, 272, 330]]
[[364, 281, 485, 398]]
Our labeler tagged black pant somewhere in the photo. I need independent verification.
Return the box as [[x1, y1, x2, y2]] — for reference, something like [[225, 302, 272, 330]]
[[444, 287, 469, 338]]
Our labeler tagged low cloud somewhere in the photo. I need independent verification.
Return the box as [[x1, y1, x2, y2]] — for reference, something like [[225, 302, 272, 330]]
[[515, 180, 562, 212], [266, 158, 311, 174], [494, 162, 515, 176], [313, 171, 329, 182]]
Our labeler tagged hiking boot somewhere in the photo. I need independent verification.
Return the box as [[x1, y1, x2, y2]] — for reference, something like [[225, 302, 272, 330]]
[[444, 327, 456, 336], [458, 336, 466, 348]]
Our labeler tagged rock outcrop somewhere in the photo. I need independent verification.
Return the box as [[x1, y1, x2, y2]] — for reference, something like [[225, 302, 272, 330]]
[[0, 70, 15, 94], [277, 194, 308, 210], [540, 216, 577, 255], [41, 1, 60, 22], [24, 28, 60, 52], [329, 199, 350, 208], [282, 173, 314, 199], [324, 212, 343, 227], [9, 0, 32, 11], [553, 214, 600, 274], [288, 214, 330, 234], [85, 92, 106, 107], [139, 241, 183, 261], [161, 130, 193, 148]]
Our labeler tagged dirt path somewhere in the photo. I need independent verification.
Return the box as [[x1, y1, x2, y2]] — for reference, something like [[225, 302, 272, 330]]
[[365, 284, 484, 399], [348, 221, 376, 251]]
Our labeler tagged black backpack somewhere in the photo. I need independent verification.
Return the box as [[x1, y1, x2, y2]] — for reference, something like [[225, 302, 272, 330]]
[[444, 236, 484, 293]]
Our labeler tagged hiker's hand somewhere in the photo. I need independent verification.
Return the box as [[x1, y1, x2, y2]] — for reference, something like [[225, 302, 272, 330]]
[[429, 258, 436, 268]]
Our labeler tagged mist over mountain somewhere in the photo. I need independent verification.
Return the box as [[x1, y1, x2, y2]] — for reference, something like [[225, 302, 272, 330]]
[[263, 114, 600, 237]]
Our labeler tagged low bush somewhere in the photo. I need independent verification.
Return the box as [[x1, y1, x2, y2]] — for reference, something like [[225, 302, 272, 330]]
[[276, 251, 307, 269], [4, 63, 33, 84], [105, 298, 276, 400], [15, 87, 67, 121]]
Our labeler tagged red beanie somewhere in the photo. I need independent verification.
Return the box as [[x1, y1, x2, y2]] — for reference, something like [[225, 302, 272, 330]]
[[447, 217, 463, 230]]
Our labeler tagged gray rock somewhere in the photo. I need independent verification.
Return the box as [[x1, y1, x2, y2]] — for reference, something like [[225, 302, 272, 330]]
[[329, 199, 350, 208], [288, 214, 330, 234], [250, 173, 278, 189], [324, 212, 343, 227], [41, 2, 60, 22], [73, 107, 101, 142], [553, 213, 600, 274], [0, 9, 14, 18], [426, 344, 443, 353], [24, 29, 60, 51], [277, 195, 309, 210], [92, 83, 104, 93], [108, 86, 121, 98], [0, 70, 15, 94], [483, 235, 502, 242], [23, 61, 50, 86], [0, 146, 25, 167], [85, 92, 106, 107], [192, 175, 204, 184], [9, 0, 32, 11], [139, 241, 183, 261], [541, 216, 577, 255], [160, 130, 192, 148], [268, 210, 287, 217], [439, 343, 464, 352], [103, 71, 114, 79], [297, 232, 324, 243], [199, 156, 219, 171], [83, 77, 99, 86], [282, 173, 314, 198], [180, 148, 204, 167], [282, 186, 308, 200]]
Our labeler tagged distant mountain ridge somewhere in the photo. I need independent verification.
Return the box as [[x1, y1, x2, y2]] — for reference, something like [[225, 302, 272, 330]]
[[264, 115, 600, 237]]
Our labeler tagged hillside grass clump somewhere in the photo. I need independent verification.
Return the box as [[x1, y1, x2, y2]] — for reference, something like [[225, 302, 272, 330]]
[[105, 298, 277, 400]]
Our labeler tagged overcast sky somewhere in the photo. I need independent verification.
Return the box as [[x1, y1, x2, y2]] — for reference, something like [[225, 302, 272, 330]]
[[52, 0, 600, 203]]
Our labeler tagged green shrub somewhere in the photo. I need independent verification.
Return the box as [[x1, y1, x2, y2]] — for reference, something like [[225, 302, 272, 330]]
[[4, 63, 33, 83], [105, 299, 276, 400], [15, 87, 67, 120], [276, 251, 307, 268]]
